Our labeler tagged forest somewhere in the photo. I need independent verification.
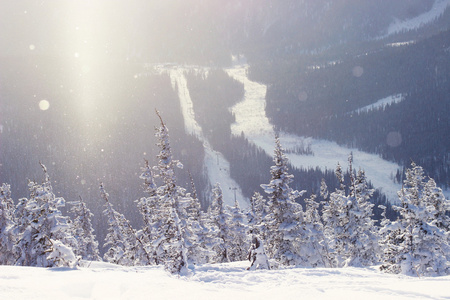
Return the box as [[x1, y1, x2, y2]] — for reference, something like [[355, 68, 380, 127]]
[[0, 116, 448, 276], [250, 29, 450, 189]]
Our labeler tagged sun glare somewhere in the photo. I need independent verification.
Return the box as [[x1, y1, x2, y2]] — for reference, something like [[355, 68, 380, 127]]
[[62, 1, 115, 129]]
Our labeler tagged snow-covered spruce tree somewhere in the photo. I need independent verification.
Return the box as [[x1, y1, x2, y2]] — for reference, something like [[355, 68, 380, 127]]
[[422, 177, 450, 263], [210, 183, 233, 263], [150, 111, 188, 274], [14, 163, 76, 267], [12, 197, 33, 266], [101, 183, 136, 266], [135, 159, 159, 265], [344, 165, 380, 267], [323, 156, 380, 268], [182, 172, 214, 265], [260, 135, 306, 267], [69, 197, 101, 261], [380, 163, 450, 276], [303, 194, 331, 268], [0, 183, 17, 265], [247, 191, 266, 238], [322, 163, 347, 267], [424, 178, 450, 234], [227, 199, 250, 261]]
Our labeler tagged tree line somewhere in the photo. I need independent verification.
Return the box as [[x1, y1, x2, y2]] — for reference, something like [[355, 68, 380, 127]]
[[1, 113, 449, 276]]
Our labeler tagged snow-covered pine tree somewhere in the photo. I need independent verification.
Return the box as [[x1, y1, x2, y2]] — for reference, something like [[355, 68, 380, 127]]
[[14, 163, 76, 267], [345, 166, 380, 267], [247, 191, 265, 237], [135, 159, 159, 265], [303, 194, 331, 267], [380, 163, 450, 276], [0, 183, 16, 265], [69, 197, 101, 261], [227, 199, 249, 261], [101, 183, 136, 266], [182, 172, 213, 265], [260, 135, 306, 267], [210, 183, 233, 263], [12, 197, 33, 266], [424, 178, 450, 233], [322, 163, 347, 267], [150, 111, 188, 274], [422, 177, 450, 264]]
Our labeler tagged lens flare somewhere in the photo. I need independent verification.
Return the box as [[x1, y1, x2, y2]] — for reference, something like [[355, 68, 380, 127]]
[[39, 100, 50, 111]]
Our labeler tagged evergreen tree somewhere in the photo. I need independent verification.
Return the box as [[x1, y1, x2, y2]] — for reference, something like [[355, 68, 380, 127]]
[[101, 183, 135, 266], [322, 163, 347, 267], [70, 197, 101, 261], [210, 183, 233, 263], [227, 199, 249, 261], [424, 178, 450, 232], [303, 194, 331, 267], [135, 159, 159, 265], [151, 111, 188, 274], [260, 136, 306, 266], [12, 197, 33, 266], [345, 166, 380, 267], [14, 163, 75, 267], [0, 183, 16, 265], [323, 156, 380, 268], [380, 163, 450, 276], [247, 191, 265, 237], [183, 174, 213, 265]]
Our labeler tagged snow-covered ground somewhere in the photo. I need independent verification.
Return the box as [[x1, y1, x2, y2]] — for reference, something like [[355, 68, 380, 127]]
[[381, 0, 450, 38], [226, 64, 403, 203], [1, 261, 449, 300], [155, 65, 248, 208], [354, 94, 405, 114]]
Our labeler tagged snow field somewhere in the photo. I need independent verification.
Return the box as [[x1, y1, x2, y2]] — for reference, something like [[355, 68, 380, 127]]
[[1, 261, 449, 300]]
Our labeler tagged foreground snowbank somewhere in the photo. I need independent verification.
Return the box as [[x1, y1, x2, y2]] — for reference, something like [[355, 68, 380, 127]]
[[0, 261, 448, 300]]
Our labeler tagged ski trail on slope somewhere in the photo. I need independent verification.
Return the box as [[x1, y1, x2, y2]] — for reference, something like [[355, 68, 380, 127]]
[[161, 66, 248, 208], [380, 0, 450, 38], [225, 64, 403, 203]]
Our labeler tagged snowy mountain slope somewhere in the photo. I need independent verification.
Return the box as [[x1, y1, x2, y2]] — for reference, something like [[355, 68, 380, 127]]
[[381, 0, 450, 38], [154, 65, 248, 208], [226, 64, 403, 203], [0, 262, 449, 300], [354, 94, 405, 114]]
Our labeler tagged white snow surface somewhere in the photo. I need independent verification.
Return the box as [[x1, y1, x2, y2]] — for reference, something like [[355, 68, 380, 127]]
[[226, 64, 403, 203], [354, 94, 405, 114], [382, 0, 450, 38], [1, 261, 449, 299], [156, 65, 248, 209]]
